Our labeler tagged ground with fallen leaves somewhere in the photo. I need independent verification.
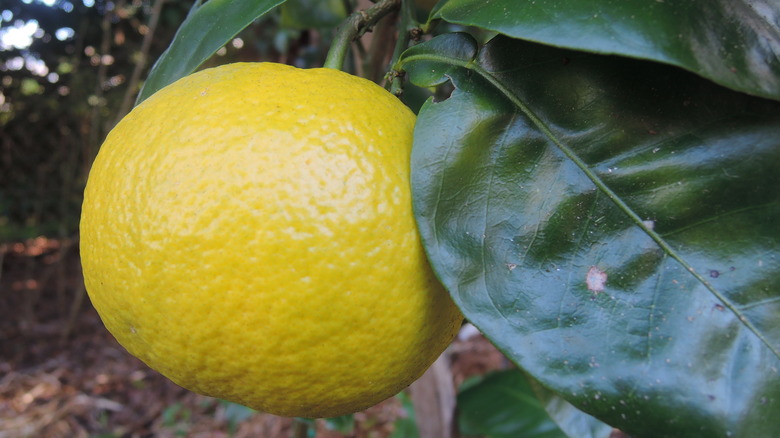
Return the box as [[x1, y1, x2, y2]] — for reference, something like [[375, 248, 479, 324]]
[[0, 238, 508, 437]]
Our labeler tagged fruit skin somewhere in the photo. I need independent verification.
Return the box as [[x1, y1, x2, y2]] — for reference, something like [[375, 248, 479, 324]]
[[80, 62, 463, 418]]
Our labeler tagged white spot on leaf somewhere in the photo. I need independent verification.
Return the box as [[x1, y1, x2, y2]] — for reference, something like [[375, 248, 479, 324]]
[[586, 266, 607, 293]]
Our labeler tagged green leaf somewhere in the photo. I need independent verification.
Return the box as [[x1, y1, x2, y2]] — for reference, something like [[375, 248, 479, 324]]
[[390, 392, 421, 438], [458, 369, 573, 438], [280, 0, 347, 29], [400, 33, 780, 438], [136, 0, 285, 104], [218, 400, 255, 433], [323, 414, 355, 433], [431, 0, 780, 101], [529, 381, 615, 438]]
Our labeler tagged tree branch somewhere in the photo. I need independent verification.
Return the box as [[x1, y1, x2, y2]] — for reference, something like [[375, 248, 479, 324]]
[[114, 0, 166, 123], [323, 0, 401, 70]]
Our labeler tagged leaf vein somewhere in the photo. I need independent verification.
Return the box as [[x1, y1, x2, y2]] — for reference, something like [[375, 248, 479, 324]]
[[482, 112, 518, 327]]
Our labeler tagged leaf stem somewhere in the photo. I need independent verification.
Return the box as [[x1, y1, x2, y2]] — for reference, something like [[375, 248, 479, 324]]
[[323, 0, 402, 70], [387, 0, 420, 94]]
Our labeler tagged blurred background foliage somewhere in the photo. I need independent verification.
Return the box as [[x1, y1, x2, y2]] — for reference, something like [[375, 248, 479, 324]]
[[0, 0, 335, 242]]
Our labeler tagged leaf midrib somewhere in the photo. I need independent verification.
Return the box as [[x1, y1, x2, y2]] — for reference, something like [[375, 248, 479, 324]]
[[400, 51, 780, 360]]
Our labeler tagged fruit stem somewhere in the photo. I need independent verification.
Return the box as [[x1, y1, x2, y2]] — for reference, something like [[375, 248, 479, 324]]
[[324, 0, 402, 71]]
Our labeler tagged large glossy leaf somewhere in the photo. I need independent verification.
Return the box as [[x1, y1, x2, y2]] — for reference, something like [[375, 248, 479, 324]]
[[458, 369, 611, 438], [136, 0, 285, 104], [431, 0, 780, 101], [399, 33, 780, 437]]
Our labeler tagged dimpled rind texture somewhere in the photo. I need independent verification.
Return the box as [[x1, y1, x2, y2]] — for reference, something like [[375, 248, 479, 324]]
[[79, 62, 463, 418]]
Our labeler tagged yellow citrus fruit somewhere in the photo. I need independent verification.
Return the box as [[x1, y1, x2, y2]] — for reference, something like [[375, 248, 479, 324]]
[[80, 62, 462, 418]]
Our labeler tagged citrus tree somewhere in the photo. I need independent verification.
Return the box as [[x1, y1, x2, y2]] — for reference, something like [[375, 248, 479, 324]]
[[105, 0, 780, 436]]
